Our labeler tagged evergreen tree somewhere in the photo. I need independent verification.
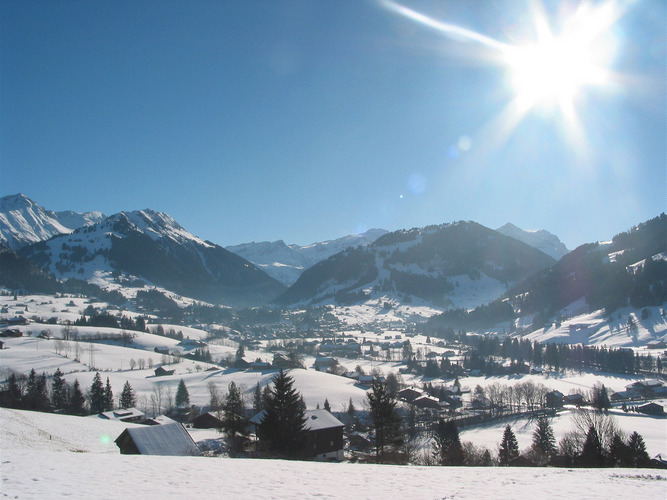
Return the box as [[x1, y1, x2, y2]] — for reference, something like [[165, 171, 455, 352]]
[[498, 425, 520, 465], [175, 379, 190, 407], [5, 373, 23, 408], [222, 381, 247, 455], [89, 372, 105, 414], [591, 383, 611, 411], [68, 379, 86, 415], [580, 425, 605, 466], [257, 370, 307, 457], [253, 382, 263, 414], [531, 416, 556, 465], [119, 381, 136, 409], [609, 433, 631, 466], [433, 419, 465, 465], [627, 431, 650, 467], [346, 397, 356, 430], [51, 368, 68, 412], [367, 380, 403, 463], [323, 398, 331, 412], [26, 369, 50, 411], [103, 377, 114, 412]]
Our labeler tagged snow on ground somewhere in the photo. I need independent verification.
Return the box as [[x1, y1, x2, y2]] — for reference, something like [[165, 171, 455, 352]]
[[460, 405, 667, 458], [1, 408, 665, 500], [521, 305, 667, 347]]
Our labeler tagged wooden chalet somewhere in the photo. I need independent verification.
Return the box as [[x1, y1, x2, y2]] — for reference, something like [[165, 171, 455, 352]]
[[99, 408, 145, 423], [115, 422, 202, 456], [303, 409, 345, 461], [191, 411, 224, 429], [154, 366, 175, 377]]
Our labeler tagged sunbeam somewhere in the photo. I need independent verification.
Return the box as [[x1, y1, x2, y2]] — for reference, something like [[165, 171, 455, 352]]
[[381, 0, 627, 153]]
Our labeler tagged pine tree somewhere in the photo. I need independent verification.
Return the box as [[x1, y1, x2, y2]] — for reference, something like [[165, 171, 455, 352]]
[[103, 377, 114, 411], [253, 382, 263, 414], [580, 425, 605, 466], [367, 380, 403, 463], [175, 379, 190, 407], [323, 398, 331, 412], [89, 372, 105, 414], [627, 431, 650, 467], [68, 379, 86, 415], [531, 416, 556, 465], [51, 368, 68, 411], [498, 425, 520, 465], [26, 369, 50, 411], [346, 397, 356, 430], [433, 419, 465, 465], [5, 373, 22, 408], [591, 383, 611, 411], [257, 369, 307, 457], [222, 381, 247, 455], [609, 433, 631, 466], [119, 381, 136, 409]]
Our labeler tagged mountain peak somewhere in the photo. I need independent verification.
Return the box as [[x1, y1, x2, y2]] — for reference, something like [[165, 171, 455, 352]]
[[0, 193, 36, 211], [496, 223, 569, 260]]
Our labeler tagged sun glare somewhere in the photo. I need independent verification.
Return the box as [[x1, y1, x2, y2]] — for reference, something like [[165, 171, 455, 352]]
[[503, 2, 620, 114], [382, 0, 626, 147]]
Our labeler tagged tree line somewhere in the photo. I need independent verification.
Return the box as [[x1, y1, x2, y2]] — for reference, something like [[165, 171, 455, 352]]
[[0, 369, 137, 416]]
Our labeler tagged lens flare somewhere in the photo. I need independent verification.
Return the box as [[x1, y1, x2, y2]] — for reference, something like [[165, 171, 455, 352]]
[[381, 0, 626, 151]]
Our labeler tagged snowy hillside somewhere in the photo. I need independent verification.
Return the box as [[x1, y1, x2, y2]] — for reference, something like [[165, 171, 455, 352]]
[[2, 408, 666, 499], [227, 228, 388, 286], [18, 209, 285, 307], [276, 221, 555, 309], [496, 222, 569, 260], [0, 194, 105, 250]]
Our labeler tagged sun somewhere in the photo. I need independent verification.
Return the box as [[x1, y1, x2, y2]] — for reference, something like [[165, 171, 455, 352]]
[[505, 37, 607, 111], [502, 2, 620, 116]]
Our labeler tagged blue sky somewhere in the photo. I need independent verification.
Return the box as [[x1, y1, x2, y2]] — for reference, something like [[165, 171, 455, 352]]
[[1, 0, 664, 249]]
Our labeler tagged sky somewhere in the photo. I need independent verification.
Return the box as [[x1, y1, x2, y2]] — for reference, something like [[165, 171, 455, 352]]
[[1, 0, 664, 250]]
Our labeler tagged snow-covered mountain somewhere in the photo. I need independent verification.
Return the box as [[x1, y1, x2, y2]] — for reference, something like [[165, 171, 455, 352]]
[[276, 221, 556, 309], [19, 209, 285, 307], [496, 222, 569, 260], [0, 194, 105, 250], [226, 228, 388, 286]]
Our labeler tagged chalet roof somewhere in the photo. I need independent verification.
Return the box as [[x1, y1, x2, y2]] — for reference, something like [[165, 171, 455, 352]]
[[115, 423, 202, 456], [99, 407, 145, 421], [304, 409, 344, 431]]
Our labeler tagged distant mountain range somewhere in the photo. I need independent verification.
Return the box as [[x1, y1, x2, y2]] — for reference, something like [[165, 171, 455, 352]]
[[495, 223, 569, 260], [5, 193, 660, 320], [226, 229, 388, 286], [275, 221, 557, 308], [0, 194, 105, 250]]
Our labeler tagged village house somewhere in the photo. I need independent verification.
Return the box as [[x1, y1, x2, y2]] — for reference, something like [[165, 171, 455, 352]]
[[191, 411, 224, 429], [154, 366, 175, 377], [302, 409, 345, 461], [115, 422, 202, 456], [98, 408, 145, 423], [625, 379, 666, 398], [637, 402, 665, 416]]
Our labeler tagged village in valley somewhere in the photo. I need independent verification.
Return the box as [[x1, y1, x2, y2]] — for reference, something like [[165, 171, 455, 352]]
[[1, 290, 666, 469]]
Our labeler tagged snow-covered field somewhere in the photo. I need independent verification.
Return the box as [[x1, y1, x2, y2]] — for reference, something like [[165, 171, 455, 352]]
[[1, 407, 665, 500]]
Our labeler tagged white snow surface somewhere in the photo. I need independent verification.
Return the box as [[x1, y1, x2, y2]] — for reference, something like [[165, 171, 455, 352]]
[[2, 407, 665, 499], [0, 194, 105, 250]]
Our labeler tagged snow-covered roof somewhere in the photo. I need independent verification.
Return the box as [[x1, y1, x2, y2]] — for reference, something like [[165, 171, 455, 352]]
[[99, 408, 145, 421], [249, 409, 343, 431], [304, 409, 344, 431], [115, 423, 202, 456]]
